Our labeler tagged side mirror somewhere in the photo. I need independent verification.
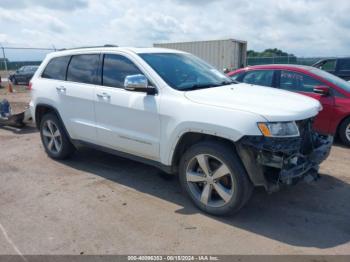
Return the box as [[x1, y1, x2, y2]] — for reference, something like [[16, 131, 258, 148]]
[[124, 74, 156, 95], [313, 85, 330, 96]]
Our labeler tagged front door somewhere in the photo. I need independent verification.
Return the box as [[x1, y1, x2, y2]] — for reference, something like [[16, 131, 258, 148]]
[[94, 53, 161, 160]]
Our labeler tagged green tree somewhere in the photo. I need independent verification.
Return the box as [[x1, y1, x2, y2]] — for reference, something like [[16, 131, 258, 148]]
[[247, 48, 295, 57]]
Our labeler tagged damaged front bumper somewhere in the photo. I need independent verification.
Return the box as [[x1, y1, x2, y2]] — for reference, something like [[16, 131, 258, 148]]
[[236, 131, 333, 193]]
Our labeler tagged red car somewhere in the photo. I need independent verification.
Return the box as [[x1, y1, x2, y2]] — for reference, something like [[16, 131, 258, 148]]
[[228, 65, 350, 146]]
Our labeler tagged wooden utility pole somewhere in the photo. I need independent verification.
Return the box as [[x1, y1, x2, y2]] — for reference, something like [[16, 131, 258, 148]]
[[1, 46, 8, 72]]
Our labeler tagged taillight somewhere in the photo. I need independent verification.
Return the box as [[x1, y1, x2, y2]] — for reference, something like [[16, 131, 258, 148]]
[[28, 82, 33, 90]]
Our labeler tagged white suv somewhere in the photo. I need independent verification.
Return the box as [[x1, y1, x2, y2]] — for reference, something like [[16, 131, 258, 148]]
[[30, 47, 333, 215]]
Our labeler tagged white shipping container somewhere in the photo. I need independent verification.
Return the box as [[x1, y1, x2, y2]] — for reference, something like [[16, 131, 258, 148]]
[[154, 39, 247, 71]]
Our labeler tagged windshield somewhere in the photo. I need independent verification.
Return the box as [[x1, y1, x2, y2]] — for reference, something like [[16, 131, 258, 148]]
[[25, 66, 38, 72], [139, 53, 233, 91], [310, 68, 350, 93], [19, 66, 38, 73]]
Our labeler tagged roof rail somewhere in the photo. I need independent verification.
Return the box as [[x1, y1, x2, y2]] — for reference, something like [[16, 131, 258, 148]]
[[58, 44, 118, 51]]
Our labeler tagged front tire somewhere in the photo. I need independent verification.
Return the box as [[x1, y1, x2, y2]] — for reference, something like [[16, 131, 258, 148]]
[[40, 113, 75, 159], [339, 117, 350, 147], [179, 141, 253, 216]]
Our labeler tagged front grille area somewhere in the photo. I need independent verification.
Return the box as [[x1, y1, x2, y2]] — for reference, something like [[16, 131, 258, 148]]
[[296, 118, 315, 154]]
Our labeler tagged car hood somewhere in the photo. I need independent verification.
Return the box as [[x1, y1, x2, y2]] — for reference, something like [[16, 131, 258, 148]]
[[184, 83, 322, 122]]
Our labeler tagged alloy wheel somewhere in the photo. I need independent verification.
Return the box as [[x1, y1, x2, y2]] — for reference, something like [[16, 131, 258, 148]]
[[346, 123, 350, 142], [185, 154, 234, 208], [42, 120, 62, 154]]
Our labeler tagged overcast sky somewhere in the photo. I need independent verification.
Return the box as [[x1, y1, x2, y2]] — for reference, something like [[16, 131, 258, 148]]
[[0, 0, 349, 60]]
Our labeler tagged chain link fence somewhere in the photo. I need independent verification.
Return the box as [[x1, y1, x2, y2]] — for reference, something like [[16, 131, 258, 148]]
[[246, 56, 328, 66], [0, 46, 56, 80]]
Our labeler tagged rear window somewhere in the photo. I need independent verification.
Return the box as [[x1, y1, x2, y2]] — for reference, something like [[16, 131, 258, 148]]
[[42, 56, 70, 80], [67, 54, 99, 84]]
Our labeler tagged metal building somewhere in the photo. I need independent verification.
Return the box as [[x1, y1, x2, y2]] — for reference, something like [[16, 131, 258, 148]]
[[154, 39, 247, 71]]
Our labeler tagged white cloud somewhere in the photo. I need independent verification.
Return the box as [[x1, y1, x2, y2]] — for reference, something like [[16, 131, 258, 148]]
[[0, 0, 349, 57], [108, 9, 186, 46], [0, 33, 9, 42], [0, 0, 88, 10]]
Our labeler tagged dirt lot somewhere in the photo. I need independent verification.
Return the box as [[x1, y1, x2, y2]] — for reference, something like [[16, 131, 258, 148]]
[[0, 83, 29, 114], [0, 89, 349, 255]]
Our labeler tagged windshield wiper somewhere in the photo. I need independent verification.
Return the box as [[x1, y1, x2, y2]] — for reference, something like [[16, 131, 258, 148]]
[[183, 80, 235, 91], [219, 80, 234, 86]]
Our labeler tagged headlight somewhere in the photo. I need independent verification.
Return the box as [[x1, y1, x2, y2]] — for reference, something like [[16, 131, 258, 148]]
[[258, 122, 300, 137]]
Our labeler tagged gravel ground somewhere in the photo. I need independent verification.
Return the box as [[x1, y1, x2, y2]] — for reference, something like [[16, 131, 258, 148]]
[[0, 91, 349, 255]]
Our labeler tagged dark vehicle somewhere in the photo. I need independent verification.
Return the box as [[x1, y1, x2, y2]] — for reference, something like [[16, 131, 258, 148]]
[[9, 66, 39, 85], [313, 57, 350, 81]]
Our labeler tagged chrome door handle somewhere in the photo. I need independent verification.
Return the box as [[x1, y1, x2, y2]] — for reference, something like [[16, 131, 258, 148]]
[[97, 92, 111, 99], [56, 86, 66, 92]]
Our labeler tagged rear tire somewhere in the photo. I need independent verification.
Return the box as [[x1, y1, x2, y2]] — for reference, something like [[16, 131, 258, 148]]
[[40, 113, 75, 159], [179, 141, 253, 216], [339, 117, 350, 147]]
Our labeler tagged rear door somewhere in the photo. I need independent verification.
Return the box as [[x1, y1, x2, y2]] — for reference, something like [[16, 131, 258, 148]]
[[93, 53, 161, 160], [276, 70, 335, 134], [40, 56, 73, 131], [61, 54, 100, 142]]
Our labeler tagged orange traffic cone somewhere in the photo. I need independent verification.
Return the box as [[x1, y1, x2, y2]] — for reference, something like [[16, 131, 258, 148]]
[[7, 81, 13, 93]]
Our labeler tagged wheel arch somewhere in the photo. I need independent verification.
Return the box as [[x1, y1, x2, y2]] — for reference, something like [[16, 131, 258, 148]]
[[336, 114, 350, 137], [35, 104, 65, 130], [170, 131, 238, 173]]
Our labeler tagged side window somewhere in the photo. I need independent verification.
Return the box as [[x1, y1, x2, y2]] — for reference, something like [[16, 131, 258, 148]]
[[42, 56, 71, 80], [242, 70, 274, 87], [67, 54, 99, 84], [321, 60, 336, 71], [102, 54, 142, 88], [280, 71, 323, 92], [338, 59, 350, 71]]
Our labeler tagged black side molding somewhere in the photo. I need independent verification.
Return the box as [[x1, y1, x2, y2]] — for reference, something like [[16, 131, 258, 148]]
[[71, 139, 175, 174]]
